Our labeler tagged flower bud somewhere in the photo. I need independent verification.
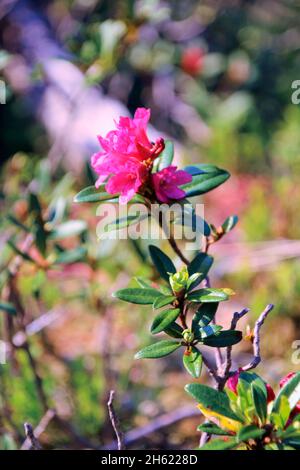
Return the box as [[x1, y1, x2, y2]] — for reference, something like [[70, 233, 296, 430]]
[[169, 267, 189, 293], [183, 329, 194, 343]]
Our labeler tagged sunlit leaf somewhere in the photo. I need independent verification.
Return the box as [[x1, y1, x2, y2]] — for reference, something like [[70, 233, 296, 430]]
[[135, 340, 181, 359], [151, 308, 181, 334]]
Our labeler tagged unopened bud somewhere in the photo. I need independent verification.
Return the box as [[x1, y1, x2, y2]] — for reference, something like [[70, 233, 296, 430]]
[[183, 329, 194, 343]]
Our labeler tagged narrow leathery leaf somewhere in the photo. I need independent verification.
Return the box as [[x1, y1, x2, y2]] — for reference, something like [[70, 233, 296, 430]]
[[272, 372, 300, 416], [0, 302, 17, 316], [135, 340, 181, 359], [159, 285, 173, 295], [158, 140, 174, 170], [174, 207, 211, 237], [251, 384, 267, 425], [237, 425, 265, 442], [113, 288, 162, 305], [74, 185, 118, 203], [33, 222, 47, 255], [199, 324, 222, 339], [182, 165, 230, 197], [102, 213, 148, 235], [185, 384, 243, 423], [197, 423, 233, 436], [198, 437, 238, 450], [153, 295, 176, 309], [239, 372, 268, 399], [149, 245, 176, 282], [7, 240, 34, 263], [186, 273, 202, 291], [272, 396, 291, 429], [188, 253, 213, 279], [28, 193, 42, 214], [151, 308, 181, 334], [183, 347, 202, 378], [222, 215, 239, 233], [134, 277, 153, 288], [192, 302, 218, 329], [164, 322, 184, 339], [187, 288, 229, 303], [203, 330, 242, 347], [55, 247, 87, 264], [183, 164, 219, 176], [49, 220, 87, 239]]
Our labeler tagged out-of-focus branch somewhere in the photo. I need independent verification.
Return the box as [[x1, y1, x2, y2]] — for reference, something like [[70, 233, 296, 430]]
[[102, 405, 198, 450], [23, 423, 42, 450], [107, 390, 125, 450], [21, 409, 55, 450]]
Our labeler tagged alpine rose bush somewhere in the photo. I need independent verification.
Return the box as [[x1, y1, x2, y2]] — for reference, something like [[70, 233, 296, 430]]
[[74, 107, 300, 451]]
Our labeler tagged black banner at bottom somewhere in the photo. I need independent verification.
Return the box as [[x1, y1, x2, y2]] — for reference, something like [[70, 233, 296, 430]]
[[0, 449, 295, 465]]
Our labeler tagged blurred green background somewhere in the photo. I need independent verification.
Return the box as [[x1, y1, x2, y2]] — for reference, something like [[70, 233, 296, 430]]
[[0, 0, 300, 449]]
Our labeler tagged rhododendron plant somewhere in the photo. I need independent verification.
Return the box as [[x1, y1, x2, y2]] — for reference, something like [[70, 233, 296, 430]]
[[75, 108, 300, 451]]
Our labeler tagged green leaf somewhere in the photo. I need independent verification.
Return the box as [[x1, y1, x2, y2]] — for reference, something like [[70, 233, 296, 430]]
[[185, 383, 243, 422], [251, 384, 267, 425], [149, 245, 176, 282], [101, 213, 148, 235], [239, 372, 268, 398], [153, 295, 176, 309], [272, 372, 300, 418], [49, 220, 87, 239], [55, 247, 87, 264], [164, 322, 184, 338], [222, 215, 239, 233], [135, 340, 181, 359], [134, 277, 153, 289], [0, 301, 17, 316], [182, 164, 230, 197], [203, 330, 242, 347], [74, 185, 117, 203], [33, 222, 47, 256], [192, 302, 218, 329], [183, 347, 202, 378], [199, 324, 223, 339], [197, 423, 233, 436], [199, 437, 237, 450], [151, 308, 181, 334], [237, 425, 265, 442], [187, 288, 229, 303], [158, 140, 174, 170], [173, 203, 211, 237], [113, 288, 162, 305], [28, 192, 42, 214], [187, 253, 213, 290]]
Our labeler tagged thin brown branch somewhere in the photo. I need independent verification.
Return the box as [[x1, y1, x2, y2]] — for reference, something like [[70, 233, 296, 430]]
[[219, 308, 250, 390], [107, 390, 125, 450], [242, 304, 274, 371]]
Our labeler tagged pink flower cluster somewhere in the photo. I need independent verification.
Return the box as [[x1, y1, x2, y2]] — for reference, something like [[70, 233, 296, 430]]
[[91, 108, 192, 204]]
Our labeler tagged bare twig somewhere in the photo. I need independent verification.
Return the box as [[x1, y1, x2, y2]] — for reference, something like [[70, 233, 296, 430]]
[[107, 390, 125, 450], [241, 304, 274, 371], [23, 423, 42, 450], [102, 405, 198, 450], [21, 409, 55, 450]]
